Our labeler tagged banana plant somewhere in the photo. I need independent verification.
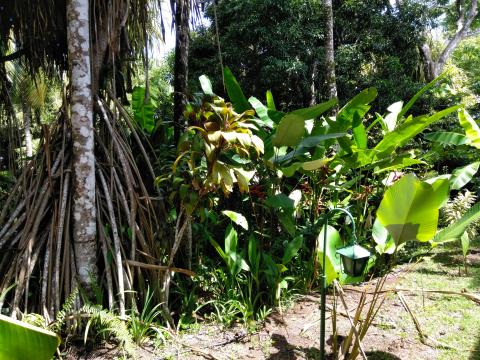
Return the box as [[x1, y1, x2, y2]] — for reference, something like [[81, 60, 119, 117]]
[[0, 314, 60, 360], [374, 172, 480, 257], [375, 174, 449, 248]]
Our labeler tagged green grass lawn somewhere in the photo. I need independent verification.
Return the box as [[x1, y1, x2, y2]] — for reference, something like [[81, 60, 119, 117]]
[[395, 244, 480, 360]]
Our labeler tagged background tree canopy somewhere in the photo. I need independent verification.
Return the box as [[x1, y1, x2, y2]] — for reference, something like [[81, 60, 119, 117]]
[[189, 0, 429, 112]]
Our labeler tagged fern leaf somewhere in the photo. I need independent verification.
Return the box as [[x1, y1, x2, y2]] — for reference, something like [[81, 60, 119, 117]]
[[50, 288, 78, 332]]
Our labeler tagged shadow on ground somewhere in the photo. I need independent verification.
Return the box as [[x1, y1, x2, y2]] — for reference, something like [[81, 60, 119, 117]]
[[431, 248, 480, 288], [365, 351, 402, 360], [267, 333, 320, 359], [266, 334, 401, 360]]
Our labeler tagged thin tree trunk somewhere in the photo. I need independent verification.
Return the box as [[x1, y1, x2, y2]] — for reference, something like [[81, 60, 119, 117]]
[[310, 60, 319, 106], [173, 0, 190, 144], [21, 100, 33, 157], [67, 0, 98, 292], [324, 0, 337, 100]]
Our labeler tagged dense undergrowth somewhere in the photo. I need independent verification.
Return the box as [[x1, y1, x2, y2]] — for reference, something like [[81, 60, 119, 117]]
[[1, 68, 480, 358]]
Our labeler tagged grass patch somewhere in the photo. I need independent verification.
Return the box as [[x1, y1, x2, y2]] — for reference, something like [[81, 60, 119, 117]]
[[394, 244, 480, 360]]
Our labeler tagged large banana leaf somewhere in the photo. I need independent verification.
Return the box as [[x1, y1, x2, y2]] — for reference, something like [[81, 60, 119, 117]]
[[458, 108, 480, 149], [272, 99, 337, 147], [372, 219, 396, 255], [248, 97, 274, 128], [0, 314, 60, 360], [450, 162, 480, 190], [336, 88, 377, 129], [433, 202, 480, 244], [376, 174, 440, 245], [374, 105, 460, 156], [424, 131, 469, 146], [397, 73, 447, 120], [272, 113, 306, 147]]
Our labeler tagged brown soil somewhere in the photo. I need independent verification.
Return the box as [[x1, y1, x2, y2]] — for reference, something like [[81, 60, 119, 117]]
[[65, 250, 480, 360]]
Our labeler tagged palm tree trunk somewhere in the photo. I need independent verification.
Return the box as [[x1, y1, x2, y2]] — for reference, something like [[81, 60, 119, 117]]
[[173, 0, 190, 144], [324, 0, 337, 100], [21, 100, 32, 157], [66, 0, 98, 291]]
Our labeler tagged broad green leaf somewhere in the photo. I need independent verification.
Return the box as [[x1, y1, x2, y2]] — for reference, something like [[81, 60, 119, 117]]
[[282, 235, 303, 264], [289, 99, 338, 120], [398, 73, 447, 120], [249, 97, 274, 128], [280, 162, 303, 177], [278, 210, 296, 236], [336, 88, 377, 129], [374, 105, 460, 156], [372, 219, 396, 255], [377, 174, 439, 245], [272, 113, 306, 147], [302, 158, 331, 171], [131, 86, 155, 134], [266, 90, 276, 110], [316, 225, 343, 285], [222, 210, 248, 230], [272, 99, 338, 147], [224, 67, 250, 113], [433, 202, 480, 243], [224, 224, 238, 255], [298, 133, 347, 148], [265, 193, 295, 209], [0, 314, 60, 360], [424, 132, 469, 146], [426, 177, 450, 208], [199, 75, 214, 95], [450, 162, 480, 190], [458, 109, 480, 148], [352, 122, 367, 149], [373, 155, 423, 173]]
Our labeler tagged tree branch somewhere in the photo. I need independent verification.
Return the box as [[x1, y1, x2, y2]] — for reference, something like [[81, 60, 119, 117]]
[[0, 49, 25, 63], [438, 0, 478, 68], [466, 28, 480, 38]]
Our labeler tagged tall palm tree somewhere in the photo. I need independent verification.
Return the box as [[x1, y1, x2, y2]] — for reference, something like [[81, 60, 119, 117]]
[[66, 0, 99, 299]]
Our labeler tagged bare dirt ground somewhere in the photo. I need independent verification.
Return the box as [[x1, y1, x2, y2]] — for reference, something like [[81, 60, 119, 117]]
[[67, 247, 480, 360]]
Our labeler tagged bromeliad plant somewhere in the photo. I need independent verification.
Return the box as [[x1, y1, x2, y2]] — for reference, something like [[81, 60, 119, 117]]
[[176, 75, 263, 199], [157, 74, 264, 212]]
